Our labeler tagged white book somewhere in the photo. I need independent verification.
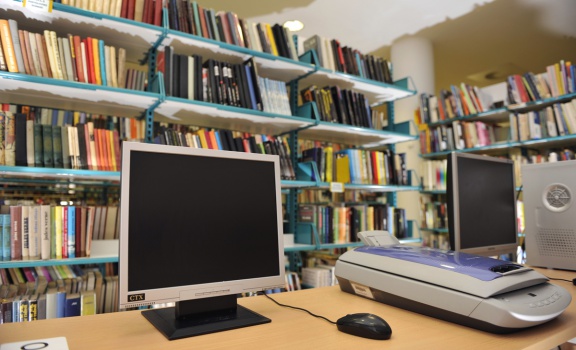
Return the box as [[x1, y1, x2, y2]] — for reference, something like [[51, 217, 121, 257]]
[[80, 42, 89, 83], [40, 205, 51, 260], [29, 205, 41, 259], [104, 45, 111, 87], [61, 37, 75, 82], [26, 119, 35, 166], [55, 36, 67, 80], [28, 31, 42, 76], [8, 20, 25, 73], [21, 205, 30, 260], [188, 56, 194, 100], [43, 30, 58, 79], [109, 46, 118, 88]]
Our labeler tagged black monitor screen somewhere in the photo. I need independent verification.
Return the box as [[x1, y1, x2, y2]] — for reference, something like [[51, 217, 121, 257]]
[[127, 150, 281, 292], [447, 153, 518, 256]]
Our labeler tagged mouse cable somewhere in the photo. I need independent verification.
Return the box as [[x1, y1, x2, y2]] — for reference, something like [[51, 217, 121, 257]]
[[258, 291, 337, 325], [546, 277, 576, 285]]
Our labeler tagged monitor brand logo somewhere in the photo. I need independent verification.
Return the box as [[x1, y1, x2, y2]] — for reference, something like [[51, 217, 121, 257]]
[[128, 293, 145, 302]]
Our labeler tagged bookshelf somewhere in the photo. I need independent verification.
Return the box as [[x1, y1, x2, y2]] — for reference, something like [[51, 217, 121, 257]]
[[417, 68, 576, 248], [0, 3, 418, 289]]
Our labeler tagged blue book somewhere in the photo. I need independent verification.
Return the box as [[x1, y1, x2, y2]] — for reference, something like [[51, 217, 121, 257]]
[[98, 40, 107, 86], [67, 206, 75, 259], [56, 291, 66, 318], [244, 65, 258, 110], [214, 131, 223, 150], [1, 214, 10, 261], [65, 293, 81, 317]]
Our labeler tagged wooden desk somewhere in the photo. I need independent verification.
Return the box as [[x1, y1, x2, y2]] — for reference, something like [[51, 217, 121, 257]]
[[0, 268, 574, 349]]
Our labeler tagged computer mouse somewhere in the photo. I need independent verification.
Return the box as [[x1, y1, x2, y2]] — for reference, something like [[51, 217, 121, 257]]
[[336, 313, 392, 340]]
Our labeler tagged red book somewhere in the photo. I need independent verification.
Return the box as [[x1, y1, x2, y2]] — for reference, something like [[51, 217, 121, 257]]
[[370, 151, 379, 185], [153, 0, 163, 26], [10, 206, 22, 260], [156, 50, 165, 75], [73, 35, 85, 83], [94, 128, 103, 171], [127, 0, 136, 20], [84, 37, 95, 84], [198, 6, 210, 39], [203, 129, 213, 149], [142, 0, 150, 24], [75, 206, 83, 258], [120, 0, 129, 18]]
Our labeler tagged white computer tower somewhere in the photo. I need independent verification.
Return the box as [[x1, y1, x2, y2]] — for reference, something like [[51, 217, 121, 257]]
[[522, 159, 576, 270]]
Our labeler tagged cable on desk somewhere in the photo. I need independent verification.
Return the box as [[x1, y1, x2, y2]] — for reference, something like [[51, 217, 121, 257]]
[[259, 291, 337, 324], [546, 277, 576, 285]]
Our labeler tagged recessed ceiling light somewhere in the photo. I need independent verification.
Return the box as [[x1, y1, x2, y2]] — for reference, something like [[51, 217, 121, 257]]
[[283, 20, 304, 32]]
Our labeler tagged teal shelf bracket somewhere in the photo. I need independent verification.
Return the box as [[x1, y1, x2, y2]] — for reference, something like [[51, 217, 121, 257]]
[[140, 72, 166, 143], [286, 131, 299, 235]]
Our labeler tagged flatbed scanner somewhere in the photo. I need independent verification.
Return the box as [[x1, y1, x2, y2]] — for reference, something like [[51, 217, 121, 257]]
[[335, 231, 572, 333]]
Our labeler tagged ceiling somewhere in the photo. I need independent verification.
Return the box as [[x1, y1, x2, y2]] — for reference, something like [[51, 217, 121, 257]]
[[200, 0, 576, 94]]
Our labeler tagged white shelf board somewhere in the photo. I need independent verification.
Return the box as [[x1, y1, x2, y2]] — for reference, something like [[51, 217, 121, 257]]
[[154, 98, 314, 136], [0, 73, 159, 119]]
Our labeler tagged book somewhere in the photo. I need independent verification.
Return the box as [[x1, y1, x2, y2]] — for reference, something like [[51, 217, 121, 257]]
[[0, 20, 19, 73], [4, 111, 16, 166], [14, 112, 27, 166], [9, 206, 22, 260], [1, 214, 11, 261]]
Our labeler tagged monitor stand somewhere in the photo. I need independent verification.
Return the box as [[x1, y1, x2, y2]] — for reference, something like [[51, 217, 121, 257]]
[[141, 295, 270, 340]]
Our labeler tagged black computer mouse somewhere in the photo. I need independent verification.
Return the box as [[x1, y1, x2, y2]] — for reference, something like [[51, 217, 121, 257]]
[[336, 313, 392, 340]]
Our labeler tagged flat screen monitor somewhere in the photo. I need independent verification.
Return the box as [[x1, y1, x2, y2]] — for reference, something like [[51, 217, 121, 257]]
[[118, 142, 285, 340], [447, 152, 518, 257]]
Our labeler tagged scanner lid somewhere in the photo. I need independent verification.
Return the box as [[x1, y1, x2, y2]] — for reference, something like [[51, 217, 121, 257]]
[[355, 245, 527, 281]]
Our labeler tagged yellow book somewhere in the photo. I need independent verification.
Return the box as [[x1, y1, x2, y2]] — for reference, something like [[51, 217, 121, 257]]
[[108, 130, 117, 171], [264, 23, 279, 56], [324, 146, 333, 183], [366, 206, 374, 231], [0, 20, 19, 73], [335, 153, 350, 184], [81, 290, 96, 316], [54, 206, 63, 259], [196, 129, 209, 149], [49, 31, 64, 80], [555, 63, 564, 96], [92, 38, 102, 85]]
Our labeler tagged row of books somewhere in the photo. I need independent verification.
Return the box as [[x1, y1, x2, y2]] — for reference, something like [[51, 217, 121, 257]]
[[301, 146, 408, 186], [507, 60, 575, 104], [301, 265, 337, 288], [162, 51, 291, 116], [153, 125, 297, 181], [509, 101, 576, 142], [0, 204, 119, 262], [0, 267, 119, 323], [420, 159, 447, 192], [303, 35, 393, 84], [0, 111, 122, 171], [298, 203, 408, 244], [4, 103, 147, 142], [0, 19, 129, 89], [300, 85, 375, 128], [418, 83, 493, 124], [166, 1, 298, 61], [510, 148, 576, 186], [419, 197, 447, 231], [421, 120, 505, 154], [57, 0, 163, 26]]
